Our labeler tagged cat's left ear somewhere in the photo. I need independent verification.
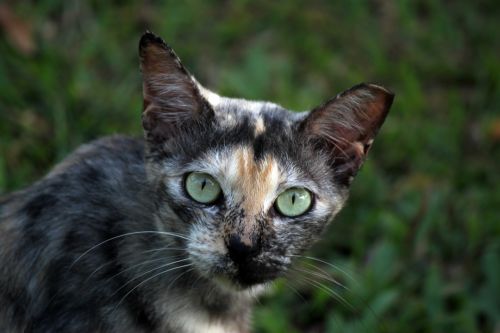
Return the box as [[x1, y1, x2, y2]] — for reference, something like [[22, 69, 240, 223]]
[[300, 83, 394, 184], [139, 32, 211, 142]]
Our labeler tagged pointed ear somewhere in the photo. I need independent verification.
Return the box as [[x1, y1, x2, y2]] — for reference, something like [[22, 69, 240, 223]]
[[139, 32, 211, 141], [300, 83, 394, 185]]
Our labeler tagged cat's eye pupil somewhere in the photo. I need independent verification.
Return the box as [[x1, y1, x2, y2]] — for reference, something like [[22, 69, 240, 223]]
[[275, 187, 312, 217], [185, 172, 222, 204]]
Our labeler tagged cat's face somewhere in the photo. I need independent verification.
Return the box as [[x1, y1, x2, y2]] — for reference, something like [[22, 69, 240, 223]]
[[149, 100, 345, 289], [139, 33, 393, 291]]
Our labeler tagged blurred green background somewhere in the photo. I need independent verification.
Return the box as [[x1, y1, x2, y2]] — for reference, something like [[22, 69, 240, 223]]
[[0, 1, 499, 332]]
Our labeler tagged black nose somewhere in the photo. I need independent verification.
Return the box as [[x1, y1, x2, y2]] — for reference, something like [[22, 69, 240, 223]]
[[227, 235, 260, 265]]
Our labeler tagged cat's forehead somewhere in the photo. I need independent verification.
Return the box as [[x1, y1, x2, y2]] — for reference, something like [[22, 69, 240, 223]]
[[216, 146, 282, 215], [199, 86, 301, 133]]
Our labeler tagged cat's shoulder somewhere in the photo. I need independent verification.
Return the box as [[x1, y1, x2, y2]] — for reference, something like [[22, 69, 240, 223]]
[[48, 135, 145, 176], [0, 135, 147, 214]]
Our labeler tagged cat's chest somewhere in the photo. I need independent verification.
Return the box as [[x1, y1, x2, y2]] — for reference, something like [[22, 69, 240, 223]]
[[156, 296, 249, 333], [168, 313, 233, 333], [159, 310, 246, 333]]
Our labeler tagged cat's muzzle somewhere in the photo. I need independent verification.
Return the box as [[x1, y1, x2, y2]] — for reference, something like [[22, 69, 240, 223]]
[[225, 234, 281, 287]]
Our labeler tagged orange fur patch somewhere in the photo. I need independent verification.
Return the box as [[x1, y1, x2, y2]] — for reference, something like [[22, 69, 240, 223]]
[[227, 147, 281, 243]]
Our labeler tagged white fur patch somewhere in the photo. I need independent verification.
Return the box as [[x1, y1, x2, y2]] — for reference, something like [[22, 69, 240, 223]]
[[254, 116, 266, 135], [176, 312, 229, 333], [199, 85, 222, 107]]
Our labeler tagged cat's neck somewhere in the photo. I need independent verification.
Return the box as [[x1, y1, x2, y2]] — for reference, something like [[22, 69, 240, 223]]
[[152, 271, 254, 332]]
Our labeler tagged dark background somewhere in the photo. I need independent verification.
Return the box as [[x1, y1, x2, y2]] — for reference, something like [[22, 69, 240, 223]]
[[0, 1, 499, 332]]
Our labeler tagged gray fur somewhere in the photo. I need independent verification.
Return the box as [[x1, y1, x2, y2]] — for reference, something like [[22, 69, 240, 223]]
[[0, 32, 393, 332]]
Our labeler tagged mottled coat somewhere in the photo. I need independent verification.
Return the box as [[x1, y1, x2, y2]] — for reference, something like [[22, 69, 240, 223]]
[[0, 32, 394, 332]]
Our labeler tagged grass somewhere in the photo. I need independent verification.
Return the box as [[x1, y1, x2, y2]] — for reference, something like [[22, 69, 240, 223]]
[[1, 1, 499, 332]]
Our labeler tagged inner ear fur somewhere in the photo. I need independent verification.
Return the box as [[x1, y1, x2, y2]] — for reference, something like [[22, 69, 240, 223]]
[[301, 83, 394, 183]]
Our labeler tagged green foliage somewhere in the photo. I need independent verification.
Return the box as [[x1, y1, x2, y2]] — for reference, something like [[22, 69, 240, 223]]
[[1, 1, 498, 331]]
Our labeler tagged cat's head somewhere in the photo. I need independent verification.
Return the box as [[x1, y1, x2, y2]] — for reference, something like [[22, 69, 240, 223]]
[[139, 32, 394, 290]]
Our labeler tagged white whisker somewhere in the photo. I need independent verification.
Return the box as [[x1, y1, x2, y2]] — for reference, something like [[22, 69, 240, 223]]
[[298, 274, 356, 311], [166, 267, 197, 292], [108, 258, 191, 300], [85, 261, 113, 283], [113, 263, 193, 312], [70, 231, 191, 269], [294, 265, 348, 290], [141, 246, 186, 254], [283, 281, 307, 302], [103, 254, 186, 285], [290, 254, 357, 284], [85, 248, 185, 283]]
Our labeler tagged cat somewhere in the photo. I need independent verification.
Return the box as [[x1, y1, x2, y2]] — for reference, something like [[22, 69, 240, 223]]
[[0, 32, 394, 333]]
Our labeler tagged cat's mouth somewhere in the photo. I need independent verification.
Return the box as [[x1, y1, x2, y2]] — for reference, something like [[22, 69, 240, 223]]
[[232, 267, 279, 288], [213, 271, 278, 291], [212, 258, 286, 290]]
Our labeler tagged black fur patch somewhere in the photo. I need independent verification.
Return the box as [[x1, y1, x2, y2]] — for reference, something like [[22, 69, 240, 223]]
[[78, 164, 105, 184], [0, 285, 29, 328], [24, 193, 58, 220]]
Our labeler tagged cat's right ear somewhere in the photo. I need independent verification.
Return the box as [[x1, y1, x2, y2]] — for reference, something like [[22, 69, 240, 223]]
[[139, 32, 211, 141]]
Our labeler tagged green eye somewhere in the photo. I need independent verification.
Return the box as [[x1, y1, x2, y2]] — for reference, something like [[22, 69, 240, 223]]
[[185, 172, 222, 204], [275, 188, 312, 217]]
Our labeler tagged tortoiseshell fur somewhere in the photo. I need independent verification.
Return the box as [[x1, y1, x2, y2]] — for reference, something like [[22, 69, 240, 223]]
[[0, 32, 394, 332]]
